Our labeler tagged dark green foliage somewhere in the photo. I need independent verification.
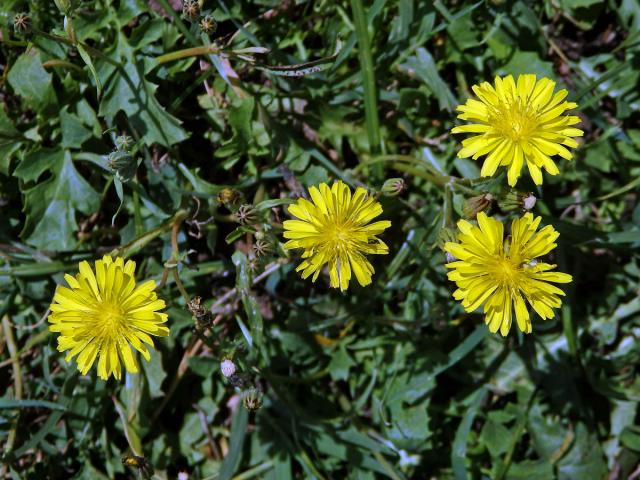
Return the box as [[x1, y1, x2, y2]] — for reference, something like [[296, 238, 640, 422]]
[[1, 0, 639, 478]]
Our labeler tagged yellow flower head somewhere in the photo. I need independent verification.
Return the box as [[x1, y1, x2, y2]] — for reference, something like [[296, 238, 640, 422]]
[[452, 74, 583, 186], [282, 180, 391, 291], [444, 212, 572, 336], [48, 255, 169, 380]]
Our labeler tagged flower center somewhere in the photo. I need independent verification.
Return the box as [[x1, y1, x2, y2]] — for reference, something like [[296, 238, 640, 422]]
[[326, 223, 351, 251], [95, 302, 126, 336], [489, 255, 522, 288], [489, 98, 539, 142]]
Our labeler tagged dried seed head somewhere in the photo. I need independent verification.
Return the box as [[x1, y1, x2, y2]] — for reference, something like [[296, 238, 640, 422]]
[[234, 204, 257, 225], [199, 15, 217, 34], [13, 13, 31, 34], [182, 0, 200, 20], [252, 238, 272, 257]]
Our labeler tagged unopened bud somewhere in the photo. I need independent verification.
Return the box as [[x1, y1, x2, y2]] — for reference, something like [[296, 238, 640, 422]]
[[115, 135, 134, 152], [13, 13, 31, 34], [243, 388, 263, 411], [462, 192, 493, 219], [234, 204, 257, 225], [498, 190, 537, 212], [382, 178, 406, 197], [182, 0, 200, 20], [221, 359, 236, 378], [199, 15, 217, 34], [107, 150, 136, 182], [107, 150, 133, 171]]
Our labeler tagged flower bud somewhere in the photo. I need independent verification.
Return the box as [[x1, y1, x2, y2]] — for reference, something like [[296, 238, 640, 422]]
[[220, 359, 236, 378], [498, 191, 537, 212], [243, 388, 263, 411], [115, 135, 134, 152], [13, 13, 31, 34], [234, 204, 257, 225], [462, 193, 493, 219], [107, 150, 137, 182], [381, 178, 406, 197], [107, 150, 133, 171], [182, 0, 200, 20], [199, 15, 217, 34]]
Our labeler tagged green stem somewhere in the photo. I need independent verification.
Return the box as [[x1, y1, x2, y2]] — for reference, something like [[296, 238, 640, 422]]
[[110, 209, 189, 258], [0, 314, 23, 477], [391, 163, 477, 196], [132, 178, 143, 238], [42, 59, 84, 73], [155, 45, 221, 65], [350, 0, 382, 170]]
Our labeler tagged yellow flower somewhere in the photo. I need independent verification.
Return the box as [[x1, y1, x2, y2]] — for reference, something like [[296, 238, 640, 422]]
[[48, 255, 169, 380], [444, 212, 572, 336], [282, 180, 391, 291], [452, 74, 583, 186]]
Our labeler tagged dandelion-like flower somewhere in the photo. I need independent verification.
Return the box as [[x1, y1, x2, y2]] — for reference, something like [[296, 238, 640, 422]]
[[452, 74, 583, 186], [444, 212, 572, 335], [48, 256, 169, 380], [282, 181, 391, 291]]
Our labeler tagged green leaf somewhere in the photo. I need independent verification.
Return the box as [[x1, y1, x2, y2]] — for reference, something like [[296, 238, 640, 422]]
[[557, 423, 607, 480], [19, 149, 100, 251], [142, 349, 167, 399], [219, 406, 249, 480], [77, 43, 103, 97], [7, 49, 56, 109], [398, 47, 458, 111], [0, 399, 67, 411], [0, 107, 23, 175], [228, 96, 255, 147], [232, 251, 264, 350], [225, 226, 256, 244], [98, 33, 188, 147], [328, 346, 356, 382], [60, 108, 93, 149], [500, 51, 555, 79], [452, 388, 487, 480], [254, 198, 294, 211]]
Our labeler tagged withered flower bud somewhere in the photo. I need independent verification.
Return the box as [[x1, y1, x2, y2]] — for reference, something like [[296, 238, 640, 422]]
[[462, 193, 493, 219]]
